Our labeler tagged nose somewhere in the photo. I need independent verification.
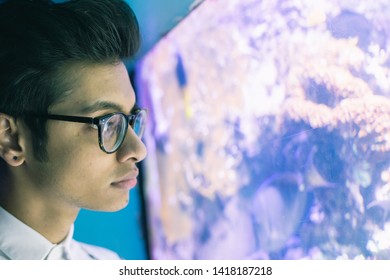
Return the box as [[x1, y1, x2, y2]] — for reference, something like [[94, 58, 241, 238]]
[[116, 128, 147, 163]]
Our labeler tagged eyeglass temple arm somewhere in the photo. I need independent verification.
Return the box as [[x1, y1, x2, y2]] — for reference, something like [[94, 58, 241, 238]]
[[34, 114, 98, 125]]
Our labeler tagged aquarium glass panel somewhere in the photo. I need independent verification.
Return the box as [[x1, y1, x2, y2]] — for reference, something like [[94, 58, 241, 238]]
[[136, 0, 390, 259]]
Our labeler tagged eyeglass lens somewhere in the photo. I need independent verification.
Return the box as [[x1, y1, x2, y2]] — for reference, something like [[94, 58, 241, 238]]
[[133, 110, 146, 138], [102, 114, 125, 152], [101, 111, 146, 153]]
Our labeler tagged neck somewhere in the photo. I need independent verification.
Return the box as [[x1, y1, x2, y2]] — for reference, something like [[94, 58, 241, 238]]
[[0, 183, 79, 244]]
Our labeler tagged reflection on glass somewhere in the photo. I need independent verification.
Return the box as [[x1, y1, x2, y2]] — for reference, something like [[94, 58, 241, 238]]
[[136, 0, 390, 259]]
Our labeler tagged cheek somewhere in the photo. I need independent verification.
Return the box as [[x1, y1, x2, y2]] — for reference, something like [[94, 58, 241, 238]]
[[46, 132, 107, 188], [45, 148, 115, 207], [43, 127, 127, 210], [54, 156, 129, 211], [53, 146, 105, 181], [47, 125, 100, 169]]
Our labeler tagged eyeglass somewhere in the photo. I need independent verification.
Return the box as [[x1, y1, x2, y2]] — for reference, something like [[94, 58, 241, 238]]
[[30, 109, 147, 154]]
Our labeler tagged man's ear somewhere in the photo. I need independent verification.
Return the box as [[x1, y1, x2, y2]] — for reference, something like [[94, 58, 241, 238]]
[[0, 114, 25, 167]]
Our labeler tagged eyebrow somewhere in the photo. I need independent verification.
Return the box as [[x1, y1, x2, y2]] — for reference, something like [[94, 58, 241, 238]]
[[78, 100, 136, 115]]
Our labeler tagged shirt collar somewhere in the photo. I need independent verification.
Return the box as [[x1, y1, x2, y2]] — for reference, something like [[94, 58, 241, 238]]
[[0, 206, 73, 260]]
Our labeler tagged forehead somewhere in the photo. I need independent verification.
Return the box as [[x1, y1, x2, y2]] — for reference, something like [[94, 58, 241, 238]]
[[50, 62, 136, 115]]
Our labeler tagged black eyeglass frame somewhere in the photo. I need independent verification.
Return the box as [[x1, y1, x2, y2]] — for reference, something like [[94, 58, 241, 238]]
[[29, 108, 147, 154]]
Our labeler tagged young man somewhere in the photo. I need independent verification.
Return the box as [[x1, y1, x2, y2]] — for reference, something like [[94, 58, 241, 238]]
[[0, 0, 147, 259]]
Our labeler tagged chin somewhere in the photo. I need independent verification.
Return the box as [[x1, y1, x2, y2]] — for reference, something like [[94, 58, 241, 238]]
[[85, 196, 130, 212]]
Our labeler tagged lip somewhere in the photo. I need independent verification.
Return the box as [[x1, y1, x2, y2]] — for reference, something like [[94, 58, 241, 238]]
[[111, 178, 138, 190], [111, 171, 139, 190]]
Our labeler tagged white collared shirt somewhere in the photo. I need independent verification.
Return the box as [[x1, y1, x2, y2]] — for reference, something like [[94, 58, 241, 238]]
[[0, 207, 121, 260]]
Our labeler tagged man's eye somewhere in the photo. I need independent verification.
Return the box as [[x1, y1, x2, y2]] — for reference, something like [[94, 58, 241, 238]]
[[106, 119, 119, 129]]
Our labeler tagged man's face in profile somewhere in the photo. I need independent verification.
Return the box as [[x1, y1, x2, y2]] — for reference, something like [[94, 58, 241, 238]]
[[20, 62, 147, 212]]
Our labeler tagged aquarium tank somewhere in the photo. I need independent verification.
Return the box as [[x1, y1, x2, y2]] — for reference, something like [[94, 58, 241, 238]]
[[135, 0, 390, 259]]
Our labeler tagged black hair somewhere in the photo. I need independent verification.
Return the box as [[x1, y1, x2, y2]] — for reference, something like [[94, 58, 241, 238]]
[[0, 0, 140, 162]]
